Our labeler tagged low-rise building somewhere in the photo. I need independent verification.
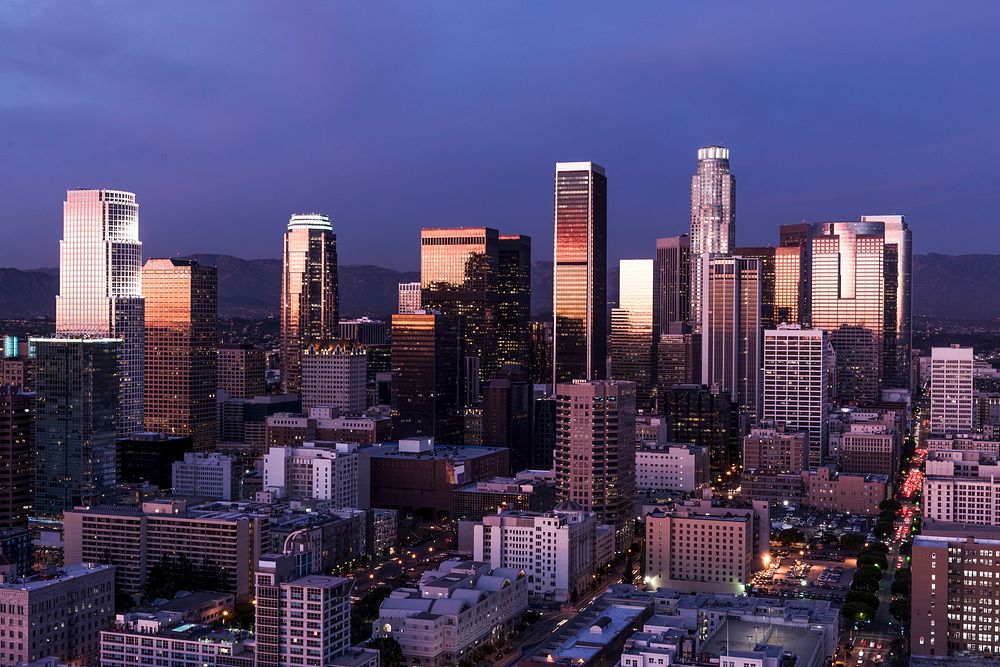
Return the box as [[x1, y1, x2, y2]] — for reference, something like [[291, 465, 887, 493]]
[[635, 443, 711, 493], [100, 612, 253, 667], [741, 422, 808, 474], [841, 429, 898, 479], [262, 441, 360, 507], [131, 590, 234, 625], [450, 473, 556, 521], [171, 451, 238, 500], [266, 408, 391, 448], [800, 466, 888, 515], [738, 472, 803, 504]]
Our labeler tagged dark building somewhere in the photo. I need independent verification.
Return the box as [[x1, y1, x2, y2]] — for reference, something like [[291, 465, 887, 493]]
[[217, 344, 267, 399], [450, 476, 557, 521], [0, 528, 32, 577], [654, 235, 690, 334], [531, 395, 557, 469], [0, 387, 32, 529], [32, 338, 120, 517], [219, 393, 301, 455], [656, 323, 701, 411], [116, 433, 194, 491], [734, 246, 776, 331], [779, 223, 810, 248], [497, 235, 532, 370], [390, 313, 463, 443], [529, 321, 553, 386], [364, 344, 391, 407], [553, 162, 607, 384], [482, 365, 533, 474], [663, 384, 739, 485]]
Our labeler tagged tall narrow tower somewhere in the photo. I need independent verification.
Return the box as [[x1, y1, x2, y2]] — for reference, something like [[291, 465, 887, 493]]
[[689, 147, 735, 329], [56, 189, 144, 434], [280, 213, 339, 395], [553, 162, 607, 384]]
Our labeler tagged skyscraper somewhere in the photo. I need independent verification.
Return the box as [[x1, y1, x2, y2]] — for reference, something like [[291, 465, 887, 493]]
[[482, 364, 533, 474], [56, 189, 144, 434], [930, 345, 974, 435], [734, 246, 776, 331], [701, 256, 761, 417], [280, 213, 339, 395], [301, 340, 367, 414], [774, 245, 806, 325], [0, 387, 32, 529], [656, 322, 701, 402], [497, 234, 532, 369], [217, 344, 267, 399], [610, 259, 655, 410], [32, 337, 120, 516], [142, 258, 218, 451], [553, 162, 607, 384], [663, 384, 739, 484], [529, 321, 553, 386], [862, 214, 913, 389], [398, 282, 422, 314], [554, 380, 636, 549], [653, 235, 690, 334], [421, 227, 500, 393], [689, 147, 735, 327]]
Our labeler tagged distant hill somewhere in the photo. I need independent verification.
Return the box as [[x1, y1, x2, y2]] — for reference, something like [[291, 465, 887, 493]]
[[1, 253, 997, 321]]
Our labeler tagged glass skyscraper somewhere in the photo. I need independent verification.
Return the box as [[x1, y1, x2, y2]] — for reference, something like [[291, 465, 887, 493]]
[[497, 234, 532, 370], [553, 161, 607, 384], [689, 147, 735, 329], [280, 214, 339, 395], [653, 234, 690, 335], [55, 189, 144, 434], [611, 259, 655, 410]]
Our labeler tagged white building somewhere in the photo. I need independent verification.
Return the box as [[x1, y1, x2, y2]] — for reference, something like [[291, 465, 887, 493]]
[[262, 442, 360, 507], [635, 443, 710, 493], [0, 563, 115, 667], [924, 473, 1000, 526], [171, 452, 237, 500], [100, 612, 253, 667], [931, 345, 974, 435], [473, 502, 595, 602], [762, 325, 830, 468], [398, 282, 422, 315], [373, 559, 527, 667], [301, 341, 367, 415]]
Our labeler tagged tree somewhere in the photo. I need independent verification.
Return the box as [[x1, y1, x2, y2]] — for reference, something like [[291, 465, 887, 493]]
[[840, 601, 876, 622], [777, 528, 805, 546], [889, 598, 910, 623], [891, 569, 911, 597], [839, 533, 866, 551], [879, 499, 902, 514], [861, 541, 889, 555], [858, 552, 889, 570], [845, 590, 880, 610], [368, 637, 404, 667], [873, 520, 894, 539]]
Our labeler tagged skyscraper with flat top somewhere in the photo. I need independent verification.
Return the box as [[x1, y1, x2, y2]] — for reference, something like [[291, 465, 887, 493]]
[[654, 235, 690, 334], [497, 234, 532, 369], [611, 259, 655, 410], [689, 147, 735, 328], [930, 345, 973, 435], [142, 258, 218, 451], [56, 189, 144, 434], [553, 162, 607, 384], [280, 214, 339, 394]]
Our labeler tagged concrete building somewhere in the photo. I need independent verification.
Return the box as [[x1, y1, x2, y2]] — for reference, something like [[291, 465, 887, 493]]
[[635, 443, 710, 493], [0, 528, 32, 578], [931, 345, 974, 435], [338, 317, 389, 346], [218, 393, 301, 454], [840, 430, 898, 479], [741, 422, 809, 474], [924, 473, 1000, 526], [656, 322, 701, 403], [262, 442, 360, 507], [663, 384, 738, 483], [217, 344, 267, 399], [800, 467, 888, 515], [450, 474, 556, 522], [301, 340, 367, 414], [473, 502, 596, 602], [266, 407, 391, 447], [738, 472, 804, 504], [373, 558, 527, 667], [0, 387, 32, 529], [0, 563, 115, 667], [398, 281, 422, 314], [100, 612, 253, 667], [635, 415, 668, 446], [644, 500, 769, 595], [171, 451, 238, 500]]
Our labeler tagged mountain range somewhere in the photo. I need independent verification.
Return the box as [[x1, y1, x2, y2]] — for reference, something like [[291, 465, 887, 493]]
[[1, 253, 998, 321]]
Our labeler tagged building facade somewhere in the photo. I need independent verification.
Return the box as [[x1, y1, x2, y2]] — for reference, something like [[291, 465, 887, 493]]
[[398, 281, 422, 315], [301, 340, 367, 414], [0, 387, 32, 529], [635, 443, 710, 494], [654, 235, 691, 334], [171, 452, 238, 500], [262, 442, 360, 507], [611, 259, 655, 410], [931, 345, 974, 435], [689, 147, 735, 329], [217, 344, 267, 399]]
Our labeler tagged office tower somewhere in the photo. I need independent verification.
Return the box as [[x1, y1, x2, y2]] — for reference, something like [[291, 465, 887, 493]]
[[762, 325, 830, 467], [554, 380, 636, 548], [390, 313, 463, 442], [779, 223, 810, 248], [774, 245, 806, 324], [654, 235, 691, 334], [262, 442, 359, 506], [142, 258, 218, 450], [421, 226, 501, 393], [701, 256, 761, 417], [734, 246, 775, 330], [117, 432, 193, 490], [32, 338, 120, 516], [655, 322, 701, 402], [611, 259, 655, 410], [809, 217, 912, 401], [2, 337, 34, 391], [553, 161, 607, 384], [56, 189, 144, 433], [689, 146, 736, 327], [254, 555, 353, 667], [497, 234, 532, 369], [482, 365, 533, 473], [0, 387, 32, 528], [742, 422, 809, 474], [529, 321, 553, 385], [531, 395, 556, 469], [300, 340, 367, 414], [338, 317, 389, 345], [217, 344, 267, 398], [663, 384, 739, 484], [930, 345, 974, 435], [398, 281, 422, 314], [280, 213, 339, 395], [0, 563, 115, 666]]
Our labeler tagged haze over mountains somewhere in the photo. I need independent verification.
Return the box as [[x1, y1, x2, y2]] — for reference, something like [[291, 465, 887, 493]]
[[0, 253, 997, 321]]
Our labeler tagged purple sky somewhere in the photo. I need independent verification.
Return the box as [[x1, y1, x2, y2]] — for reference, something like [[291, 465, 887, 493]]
[[1, 2, 998, 269]]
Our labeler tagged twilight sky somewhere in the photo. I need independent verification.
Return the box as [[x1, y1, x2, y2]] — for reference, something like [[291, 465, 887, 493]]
[[1, 1, 998, 269]]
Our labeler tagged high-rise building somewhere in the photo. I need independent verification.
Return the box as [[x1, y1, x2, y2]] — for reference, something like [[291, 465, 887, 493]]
[[531, 395, 557, 469], [774, 244, 807, 324], [611, 259, 655, 410], [734, 246, 775, 331], [142, 258, 218, 451], [217, 344, 267, 399], [701, 256, 761, 417], [56, 189, 144, 433], [117, 433, 193, 490], [171, 452, 237, 500], [390, 313, 463, 443], [554, 380, 636, 548], [689, 147, 735, 328], [280, 213, 339, 395], [809, 217, 912, 401], [930, 345, 974, 435], [553, 162, 607, 384], [32, 338, 120, 517], [482, 365, 533, 474], [742, 422, 809, 474], [397, 281, 422, 315], [529, 321, 553, 386], [262, 442, 360, 506], [300, 340, 367, 414], [762, 325, 830, 468], [656, 322, 701, 403], [338, 317, 389, 345], [497, 234, 532, 369], [0, 387, 32, 529], [663, 384, 739, 484], [654, 235, 690, 334]]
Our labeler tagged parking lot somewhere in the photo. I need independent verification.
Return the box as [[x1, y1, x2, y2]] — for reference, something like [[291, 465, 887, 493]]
[[749, 555, 854, 603]]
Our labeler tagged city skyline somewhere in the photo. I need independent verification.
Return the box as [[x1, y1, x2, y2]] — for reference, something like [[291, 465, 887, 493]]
[[2, 3, 998, 269]]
